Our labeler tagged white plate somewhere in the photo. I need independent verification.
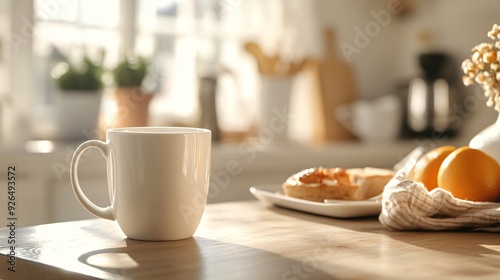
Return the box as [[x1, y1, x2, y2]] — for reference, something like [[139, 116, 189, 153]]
[[249, 184, 381, 218]]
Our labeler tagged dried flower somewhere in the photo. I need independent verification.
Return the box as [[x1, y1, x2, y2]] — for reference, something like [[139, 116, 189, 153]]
[[463, 76, 474, 86], [462, 24, 500, 111], [483, 51, 497, 63], [488, 24, 500, 40]]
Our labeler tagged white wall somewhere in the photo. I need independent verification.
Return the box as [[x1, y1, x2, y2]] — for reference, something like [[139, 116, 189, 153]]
[[314, 0, 500, 140]]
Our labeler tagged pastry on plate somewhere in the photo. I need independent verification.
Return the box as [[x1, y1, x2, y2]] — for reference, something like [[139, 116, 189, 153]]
[[282, 167, 394, 202]]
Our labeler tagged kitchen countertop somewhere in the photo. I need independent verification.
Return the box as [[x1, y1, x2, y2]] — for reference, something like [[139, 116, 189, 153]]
[[0, 138, 456, 169], [1, 200, 499, 279]]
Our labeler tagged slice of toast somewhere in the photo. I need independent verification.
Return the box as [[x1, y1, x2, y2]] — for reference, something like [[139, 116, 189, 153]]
[[282, 167, 394, 202], [347, 168, 394, 200]]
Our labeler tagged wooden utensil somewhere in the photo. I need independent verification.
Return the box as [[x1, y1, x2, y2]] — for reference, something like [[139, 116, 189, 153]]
[[308, 27, 358, 142], [244, 42, 273, 75], [286, 59, 307, 76], [244, 42, 306, 76]]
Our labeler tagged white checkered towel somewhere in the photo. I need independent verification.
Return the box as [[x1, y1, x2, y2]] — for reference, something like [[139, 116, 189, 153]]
[[379, 171, 500, 232]]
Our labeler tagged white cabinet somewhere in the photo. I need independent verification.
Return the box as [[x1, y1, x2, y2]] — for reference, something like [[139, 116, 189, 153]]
[[207, 141, 428, 203], [44, 149, 109, 223], [51, 178, 109, 223], [0, 176, 48, 228], [0, 147, 109, 227]]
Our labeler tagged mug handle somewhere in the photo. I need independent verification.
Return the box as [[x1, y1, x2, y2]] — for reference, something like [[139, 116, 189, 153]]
[[70, 140, 114, 220], [334, 104, 357, 136]]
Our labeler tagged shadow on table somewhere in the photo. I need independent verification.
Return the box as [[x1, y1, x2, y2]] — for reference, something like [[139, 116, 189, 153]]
[[265, 204, 500, 266], [265, 204, 383, 231], [384, 230, 500, 279], [385, 229, 500, 255], [78, 237, 340, 280]]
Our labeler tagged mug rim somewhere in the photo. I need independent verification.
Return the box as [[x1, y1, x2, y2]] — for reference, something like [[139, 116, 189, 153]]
[[107, 127, 211, 134]]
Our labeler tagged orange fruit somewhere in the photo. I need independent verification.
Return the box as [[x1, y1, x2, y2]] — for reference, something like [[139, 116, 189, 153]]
[[412, 146, 456, 191], [437, 146, 500, 202]]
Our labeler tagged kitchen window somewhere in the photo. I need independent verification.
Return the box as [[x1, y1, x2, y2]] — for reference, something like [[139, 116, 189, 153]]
[[2, 0, 260, 142]]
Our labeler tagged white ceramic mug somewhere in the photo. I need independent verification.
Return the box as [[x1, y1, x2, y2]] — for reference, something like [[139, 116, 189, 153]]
[[70, 127, 211, 241], [335, 95, 402, 143]]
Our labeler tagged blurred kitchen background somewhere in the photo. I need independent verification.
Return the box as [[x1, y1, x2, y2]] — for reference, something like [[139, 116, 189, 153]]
[[1, 0, 500, 227]]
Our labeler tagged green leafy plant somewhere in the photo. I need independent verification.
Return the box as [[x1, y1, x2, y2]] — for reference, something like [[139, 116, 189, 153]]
[[53, 55, 104, 91], [112, 55, 148, 88]]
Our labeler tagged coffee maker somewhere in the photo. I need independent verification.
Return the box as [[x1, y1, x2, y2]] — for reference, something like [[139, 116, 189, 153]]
[[400, 52, 459, 138]]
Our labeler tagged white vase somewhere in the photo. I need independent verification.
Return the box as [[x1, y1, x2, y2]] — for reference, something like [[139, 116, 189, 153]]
[[469, 113, 500, 163], [55, 89, 103, 141], [258, 76, 293, 144]]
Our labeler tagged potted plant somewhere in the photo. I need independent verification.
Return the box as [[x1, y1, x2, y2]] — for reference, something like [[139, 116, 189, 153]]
[[109, 55, 154, 128], [52, 54, 104, 140]]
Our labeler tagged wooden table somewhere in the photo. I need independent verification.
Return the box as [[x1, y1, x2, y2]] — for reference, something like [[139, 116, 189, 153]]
[[1, 201, 500, 280]]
